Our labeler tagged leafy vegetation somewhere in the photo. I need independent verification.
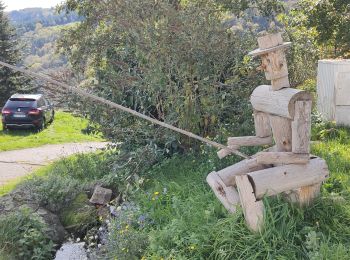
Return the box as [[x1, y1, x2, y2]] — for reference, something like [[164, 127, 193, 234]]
[[102, 122, 350, 259], [0, 207, 54, 260], [21, 23, 73, 73], [4, 120, 349, 259], [0, 1, 30, 107]]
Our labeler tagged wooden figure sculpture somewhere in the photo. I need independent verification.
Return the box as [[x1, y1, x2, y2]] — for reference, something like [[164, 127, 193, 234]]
[[207, 33, 329, 232]]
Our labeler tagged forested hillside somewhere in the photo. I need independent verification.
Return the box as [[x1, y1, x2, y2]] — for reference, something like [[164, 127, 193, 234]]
[[7, 8, 80, 74], [8, 7, 80, 35], [21, 23, 72, 73]]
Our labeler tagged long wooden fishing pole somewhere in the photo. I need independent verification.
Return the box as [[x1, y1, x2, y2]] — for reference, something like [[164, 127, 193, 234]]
[[0, 60, 249, 159]]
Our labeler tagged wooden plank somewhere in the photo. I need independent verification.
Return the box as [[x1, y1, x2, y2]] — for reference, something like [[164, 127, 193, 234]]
[[207, 172, 240, 213], [250, 85, 311, 119], [335, 72, 350, 106], [335, 106, 350, 126], [316, 61, 350, 121], [256, 152, 309, 165], [236, 175, 264, 232], [253, 111, 272, 137], [217, 158, 266, 186], [227, 136, 273, 147], [248, 157, 329, 199], [269, 115, 292, 152], [257, 33, 283, 49], [292, 101, 312, 153]]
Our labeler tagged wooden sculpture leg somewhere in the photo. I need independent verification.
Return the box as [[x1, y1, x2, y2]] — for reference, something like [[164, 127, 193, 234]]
[[286, 183, 321, 206], [235, 175, 264, 232], [207, 171, 240, 213]]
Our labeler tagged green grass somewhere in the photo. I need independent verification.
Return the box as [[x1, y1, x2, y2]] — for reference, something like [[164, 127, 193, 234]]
[[0, 111, 103, 151], [0, 164, 53, 196], [106, 125, 350, 259], [2, 118, 350, 259]]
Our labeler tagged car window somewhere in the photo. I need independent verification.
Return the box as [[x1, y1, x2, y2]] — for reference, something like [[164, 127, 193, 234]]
[[5, 99, 35, 108], [37, 98, 45, 107]]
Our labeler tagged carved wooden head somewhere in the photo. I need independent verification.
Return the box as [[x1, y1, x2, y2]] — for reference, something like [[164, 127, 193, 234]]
[[249, 33, 291, 91]]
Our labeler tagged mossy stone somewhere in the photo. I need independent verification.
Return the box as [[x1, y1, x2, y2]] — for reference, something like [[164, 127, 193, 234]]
[[59, 193, 97, 236]]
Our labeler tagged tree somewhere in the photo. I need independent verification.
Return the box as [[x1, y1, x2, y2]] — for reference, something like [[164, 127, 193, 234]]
[[298, 0, 350, 58], [58, 0, 285, 152], [0, 1, 27, 106]]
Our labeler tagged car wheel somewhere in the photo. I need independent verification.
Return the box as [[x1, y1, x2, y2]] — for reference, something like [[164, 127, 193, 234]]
[[37, 118, 46, 131], [49, 111, 55, 123]]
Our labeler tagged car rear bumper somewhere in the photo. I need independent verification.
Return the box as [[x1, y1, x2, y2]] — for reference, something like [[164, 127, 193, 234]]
[[5, 123, 36, 129]]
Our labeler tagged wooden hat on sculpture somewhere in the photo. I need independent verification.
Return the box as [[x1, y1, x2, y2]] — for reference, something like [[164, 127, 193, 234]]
[[249, 32, 292, 91]]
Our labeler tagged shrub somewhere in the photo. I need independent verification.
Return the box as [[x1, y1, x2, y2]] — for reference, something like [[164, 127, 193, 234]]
[[0, 207, 54, 260]]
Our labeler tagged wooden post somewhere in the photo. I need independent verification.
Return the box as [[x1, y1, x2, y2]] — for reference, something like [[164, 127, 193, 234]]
[[286, 183, 322, 206], [253, 110, 272, 137], [236, 175, 264, 232], [269, 115, 292, 152], [292, 100, 312, 154]]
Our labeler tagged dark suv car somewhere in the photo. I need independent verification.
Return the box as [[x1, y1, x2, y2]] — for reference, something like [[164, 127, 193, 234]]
[[1, 94, 54, 130]]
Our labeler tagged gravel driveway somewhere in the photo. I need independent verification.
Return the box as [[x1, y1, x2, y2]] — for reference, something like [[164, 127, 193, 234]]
[[0, 142, 110, 186]]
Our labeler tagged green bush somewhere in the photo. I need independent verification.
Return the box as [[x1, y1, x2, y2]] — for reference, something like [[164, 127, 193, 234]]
[[0, 207, 54, 260]]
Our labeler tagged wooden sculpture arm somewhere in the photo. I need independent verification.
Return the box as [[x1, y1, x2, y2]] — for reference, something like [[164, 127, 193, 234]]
[[227, 136, 273, 147], [217, 136, 273, 159]]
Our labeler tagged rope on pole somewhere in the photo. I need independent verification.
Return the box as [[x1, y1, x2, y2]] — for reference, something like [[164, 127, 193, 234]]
[[0, 60, 249, 159]]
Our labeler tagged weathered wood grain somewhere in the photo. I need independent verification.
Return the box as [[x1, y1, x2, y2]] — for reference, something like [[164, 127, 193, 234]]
[[250, 85, 311, 119], [236, 175, 264, 232], [227, 136, 273, 147], [269, 115, 292, 152], [248, 157, 329, 199], [256, 152, 309, 165], [207, 172, 240, 213], [292, 100, 312, 153], [217, 158, 266, 186], [253, 111, 272, 137]]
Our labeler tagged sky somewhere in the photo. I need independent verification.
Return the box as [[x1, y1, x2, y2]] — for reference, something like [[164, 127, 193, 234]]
[[3, 0, 63, 11]]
